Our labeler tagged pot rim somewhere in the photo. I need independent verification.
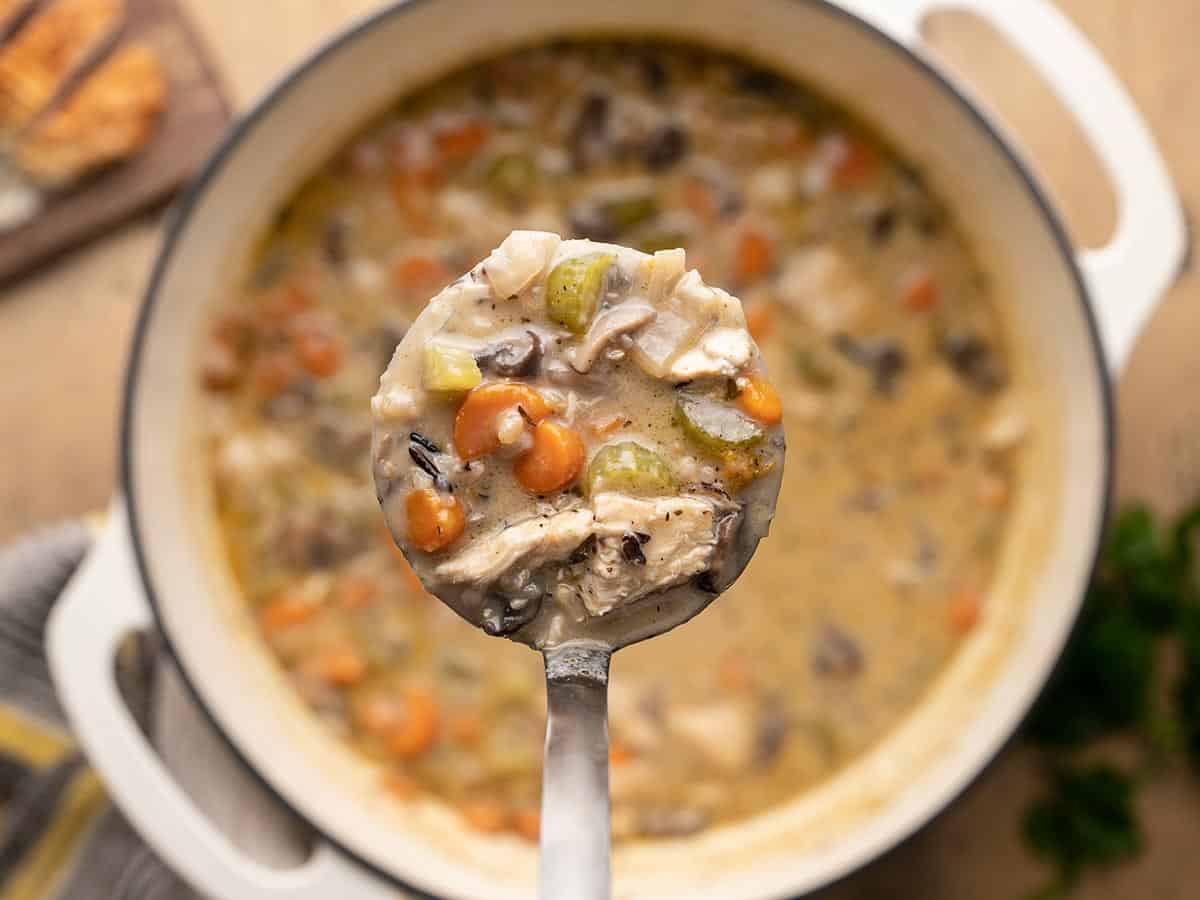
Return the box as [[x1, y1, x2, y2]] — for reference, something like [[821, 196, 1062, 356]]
[[119, 0, 1115, 894]]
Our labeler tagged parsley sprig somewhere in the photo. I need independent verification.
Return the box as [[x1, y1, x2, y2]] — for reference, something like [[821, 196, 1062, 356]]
[[1019, 503, 1200, 897]]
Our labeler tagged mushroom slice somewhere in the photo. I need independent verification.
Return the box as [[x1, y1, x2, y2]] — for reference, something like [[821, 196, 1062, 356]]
[[570, 302, 657, 372]]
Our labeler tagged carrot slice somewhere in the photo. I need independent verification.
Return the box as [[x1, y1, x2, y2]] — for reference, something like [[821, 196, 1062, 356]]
[[512, 809, 541, 842], [514, 421, 585, 494], [392, 255, 450, 294], [609, 740, 634, 767], [258, 595, 317, 634], [900, 270, 939, 313], [294, 328, 344, 378], [453, 383, 551, 460], [405, 489, 466, 552], [386, 687, 441, 759], [736, 375, 783, 426], [462, 801, 509, 834], [307, 644, 368, 686], [833, 138, 878, 189], [735, 228, 774, 283], [435, 120, 491, 160], [948, 588, 983, 635]]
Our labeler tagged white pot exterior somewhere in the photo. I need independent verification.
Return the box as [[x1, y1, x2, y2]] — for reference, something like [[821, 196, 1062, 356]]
[[48, 1, 1184, 898]]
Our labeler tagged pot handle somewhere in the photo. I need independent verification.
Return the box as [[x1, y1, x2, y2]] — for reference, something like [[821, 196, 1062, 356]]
[[46, 502, 397, 900], [842, 0, 1187, 373]]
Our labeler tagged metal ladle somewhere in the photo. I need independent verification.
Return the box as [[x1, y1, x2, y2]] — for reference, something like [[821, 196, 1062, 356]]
[[372, 247, 784, 899]]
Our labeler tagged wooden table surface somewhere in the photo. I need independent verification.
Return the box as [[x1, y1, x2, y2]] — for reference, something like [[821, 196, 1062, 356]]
[[3, 2, 1197, 897]]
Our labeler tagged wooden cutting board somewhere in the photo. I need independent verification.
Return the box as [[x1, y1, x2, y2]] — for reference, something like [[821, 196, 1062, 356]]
[[0, 0, 231, 285]]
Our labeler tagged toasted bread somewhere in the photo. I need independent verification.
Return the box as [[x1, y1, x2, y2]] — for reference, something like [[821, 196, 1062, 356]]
[[15, 42, 164, 186], [0, 0, 124, 137]]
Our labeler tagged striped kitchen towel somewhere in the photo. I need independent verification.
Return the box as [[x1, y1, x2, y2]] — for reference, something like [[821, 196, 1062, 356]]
[[0, 522, 194, 900]]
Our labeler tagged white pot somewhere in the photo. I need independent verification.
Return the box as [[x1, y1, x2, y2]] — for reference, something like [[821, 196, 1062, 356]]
[[47, 1, 1185, 898]]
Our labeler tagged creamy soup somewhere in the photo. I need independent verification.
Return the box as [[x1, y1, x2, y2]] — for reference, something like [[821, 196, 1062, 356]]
[[199, 41, 1027, 843], [371, 232, 785, 649]]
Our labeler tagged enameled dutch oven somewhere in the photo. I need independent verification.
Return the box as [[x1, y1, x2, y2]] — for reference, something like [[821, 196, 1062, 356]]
[[46, 1, 1185, 897]]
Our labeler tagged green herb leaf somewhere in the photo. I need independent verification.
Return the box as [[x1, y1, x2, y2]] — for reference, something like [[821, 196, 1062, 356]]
[[1023, 764, 1141, 886], [1176, 604, 1200, 766], [1024, 597, 1154, 747]]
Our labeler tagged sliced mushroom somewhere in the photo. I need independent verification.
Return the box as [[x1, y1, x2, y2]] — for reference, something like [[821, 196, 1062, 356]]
[[642, 122, 689, 170], [833, 333, 907, 394], [939, 330, 1006, 393], [477, 330, 544, 377], [322, 214, 349, 267], [812, 624, 864, 679], [570, 302, 657, 372], [568, 92, 611, 171], [755, 696, 791, 765]]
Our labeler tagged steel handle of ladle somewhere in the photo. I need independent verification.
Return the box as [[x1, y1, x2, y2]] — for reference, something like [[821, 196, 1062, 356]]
[[540, 641, 613, 900]]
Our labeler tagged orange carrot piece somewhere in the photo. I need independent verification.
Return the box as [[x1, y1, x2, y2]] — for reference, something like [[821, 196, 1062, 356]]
[[392, 255, 450, 293], [462, 801, 509, 834], [736, 375, 783, 426], [405, 489, 466, 553], [308, 644, 368, 686], [833, 138, 878, 189], [386, 687, 441, 759], [512, 809, 541, 842], [735, 229, 774, 283], [294, 329, 344, 378], [513, 421, 585, 494], [609, 740, 634, 767], [435, 120, 491, 160], [453, 383, 551, 461], [258, 596, 318, 634], [948, 588, 983, 636], [900, 270, 939, 313]]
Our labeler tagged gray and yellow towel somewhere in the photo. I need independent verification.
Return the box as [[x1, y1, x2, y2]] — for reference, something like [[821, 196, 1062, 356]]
[[0, 523, 191, 900]]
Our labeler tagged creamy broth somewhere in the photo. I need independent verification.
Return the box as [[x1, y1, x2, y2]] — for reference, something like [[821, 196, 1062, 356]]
[[200, 41, 1026, 842]]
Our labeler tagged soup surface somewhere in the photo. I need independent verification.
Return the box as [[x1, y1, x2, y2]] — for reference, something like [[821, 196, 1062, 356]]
[[199, 41, 1028, 843]]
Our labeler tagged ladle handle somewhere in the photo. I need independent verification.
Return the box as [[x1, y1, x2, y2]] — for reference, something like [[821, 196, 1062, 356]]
[[540, 641, 612, 900]]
